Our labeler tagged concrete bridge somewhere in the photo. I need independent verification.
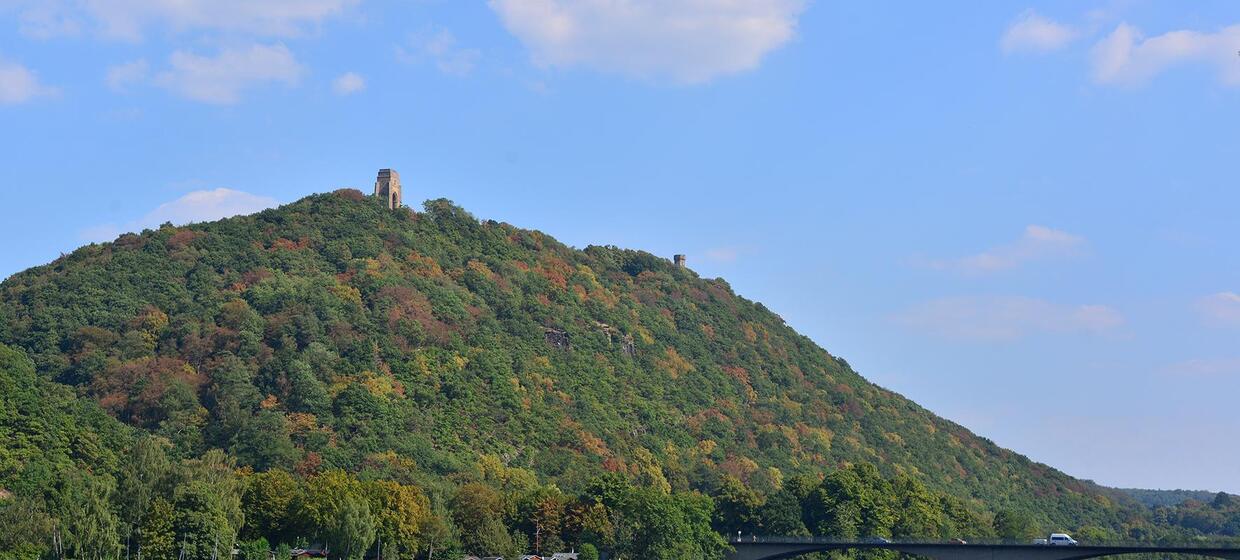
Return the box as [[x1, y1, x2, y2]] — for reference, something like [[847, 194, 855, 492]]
[[727, 537, 1240, 560]]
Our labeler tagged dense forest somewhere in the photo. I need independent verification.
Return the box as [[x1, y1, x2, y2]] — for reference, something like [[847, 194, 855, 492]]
[[1, 190, 1237, 559]]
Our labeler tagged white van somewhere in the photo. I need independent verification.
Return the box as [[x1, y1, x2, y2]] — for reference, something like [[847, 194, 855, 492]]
[[1048, 533, 1078, 546]]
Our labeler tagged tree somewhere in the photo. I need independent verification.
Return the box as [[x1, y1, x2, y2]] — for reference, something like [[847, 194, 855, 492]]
[[514, 485, 567, 554], [453, 483, 518, 557], [757, 489, 808, 536], [364, 479, 431, 558], [242, 469, 299, 545], [174, 480, 239, 560], [334, 495, 378, 560], [238, 537, 271, 560], [56, 470, 122, 560], [299, 470, 377, 560], [139, 497, 177, 560], [993, 509, 1040, 541], [118, 435, 173, 553], [807, 463, 894, 539], [231, 410, 298, 471], [712, 476, 763, 534], [891, 475, 942, 539], [0, 496, 54, 558], [417, 500, 460, 560], [607, 485, 725, 560]]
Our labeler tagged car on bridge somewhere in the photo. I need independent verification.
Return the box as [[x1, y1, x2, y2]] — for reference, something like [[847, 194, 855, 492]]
[[1047, 533, 1078, 546], [1031, 534, 1078, 546]]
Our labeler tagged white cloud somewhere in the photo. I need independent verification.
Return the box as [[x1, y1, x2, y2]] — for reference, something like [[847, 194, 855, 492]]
[[922, 225, 1084, 273], [1165, 357, 1240, 377], [0, 58, 59, 104], [896, 295, 1124, 342], [1195, 292, 1240, 326], [153, 44, 303, 104], [488, 0, 806, 83], [106, 59, 148, 92], [83, 188, 279, 242], [16, 2, 82, 39], [13, 0, 355, 41], [397, 29, 481, 77], [1092, 23, 1240, 86], [1001, 10, 1078, 53], [332, 71, 365, 95]]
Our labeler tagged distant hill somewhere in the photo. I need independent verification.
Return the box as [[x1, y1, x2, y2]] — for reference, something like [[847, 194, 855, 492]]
[[2, 189, 1237, 557], [1116, 488, 1223, 508]]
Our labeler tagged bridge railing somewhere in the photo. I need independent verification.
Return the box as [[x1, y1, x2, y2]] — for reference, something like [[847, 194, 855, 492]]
[[726, 536, 1240, 549]]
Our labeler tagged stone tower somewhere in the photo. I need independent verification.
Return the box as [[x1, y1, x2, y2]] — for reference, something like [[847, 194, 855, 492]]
[[374, 168, 402, 209], [674, 254, 686, 268]]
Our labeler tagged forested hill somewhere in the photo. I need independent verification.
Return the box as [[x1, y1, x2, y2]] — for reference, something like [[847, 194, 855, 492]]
[[1, 189, 1234, 558]]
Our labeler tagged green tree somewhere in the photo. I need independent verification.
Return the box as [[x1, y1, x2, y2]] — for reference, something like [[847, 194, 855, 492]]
[[334, 496, 378, 560], [238, 537, 271, 560], [757, 489, 809, 536], [139, 497, 177, 560], [299, 470, 377, 559], [365, 479, 430, 558], [606, 484, 726, 560], [891, 475, 943, 539], [807, 463, 894, 539], [0, 496, 54, 558], [57, 470, 122, 560], [993, 509, 1040, 541], [242, 469, 300, 545], [118, 435, 173, 554], [174, 480, 239, 560]]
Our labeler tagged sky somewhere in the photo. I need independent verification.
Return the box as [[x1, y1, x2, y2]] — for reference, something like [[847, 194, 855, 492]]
[[2, 0, 1240, 493]]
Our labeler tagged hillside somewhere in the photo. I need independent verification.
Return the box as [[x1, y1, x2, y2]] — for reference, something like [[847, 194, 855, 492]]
[[1117, 489, 1221, 509], [1, 189, 1235, 558]]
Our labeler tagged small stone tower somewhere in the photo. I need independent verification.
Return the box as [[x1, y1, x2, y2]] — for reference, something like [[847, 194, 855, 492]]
[[374, 168, 402, 209], [673, 254, 686, 268]]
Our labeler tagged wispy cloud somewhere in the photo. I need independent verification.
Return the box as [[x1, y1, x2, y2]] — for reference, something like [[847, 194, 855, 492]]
[[397, 29, 481, 77], [703, 247, 741, 264], [1194, 292, 1240, 326], [1091, 23, 1240, 87], [332, 71, 365, 95], [896, 295, 1124, 342], [701, 245, 761, 265], [0, 58, 59, 104], [153, 44, 304, 104], [82, 188, 279, 242], [1001, 10, 1079, 54], [920, 225, 1084, 273], [488, 0, 806, 83], [13, 0, 356, 41], [1165, 357, 1240, 378], [106, 59, 149, 92]]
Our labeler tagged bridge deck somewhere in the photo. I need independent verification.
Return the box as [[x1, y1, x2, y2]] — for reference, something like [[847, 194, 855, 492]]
[[727, 539, 1240, 560]]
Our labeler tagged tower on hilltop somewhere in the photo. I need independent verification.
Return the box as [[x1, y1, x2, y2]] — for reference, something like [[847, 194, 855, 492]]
[[374, 168, 402, 209]]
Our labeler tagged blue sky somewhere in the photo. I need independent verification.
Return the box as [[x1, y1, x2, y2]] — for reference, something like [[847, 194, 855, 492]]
[[3, 0, 1240, 492]]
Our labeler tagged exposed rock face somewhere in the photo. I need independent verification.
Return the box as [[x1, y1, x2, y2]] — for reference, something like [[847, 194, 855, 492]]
[[543, 327, 570, 350]]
